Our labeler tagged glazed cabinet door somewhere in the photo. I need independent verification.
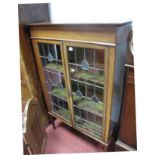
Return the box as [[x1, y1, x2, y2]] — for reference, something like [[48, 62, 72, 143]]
[[63, 42, 109, 141], [32, 40, 72, 125]]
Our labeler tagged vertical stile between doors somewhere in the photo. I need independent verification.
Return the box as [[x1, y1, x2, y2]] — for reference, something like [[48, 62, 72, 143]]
[[103, 47, 115, 143], [59, 41, 75, 126], [62, 42, 75, 127]]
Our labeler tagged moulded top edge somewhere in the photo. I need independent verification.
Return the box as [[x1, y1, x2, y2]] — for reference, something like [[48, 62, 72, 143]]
[[26, 21, 132, 31]]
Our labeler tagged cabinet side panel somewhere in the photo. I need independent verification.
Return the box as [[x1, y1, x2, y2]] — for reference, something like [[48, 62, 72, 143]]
[[115, 23, 132, 44], [111, 41, 127, 123], [118, 67, 137, 149]]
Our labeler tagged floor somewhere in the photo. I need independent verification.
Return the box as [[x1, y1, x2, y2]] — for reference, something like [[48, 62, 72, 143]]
[[45, 119, 105, 154]]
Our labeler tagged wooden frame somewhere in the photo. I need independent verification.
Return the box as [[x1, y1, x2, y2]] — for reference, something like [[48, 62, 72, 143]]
[[32, 39, 73, 125], [62, 41, 110, 142]]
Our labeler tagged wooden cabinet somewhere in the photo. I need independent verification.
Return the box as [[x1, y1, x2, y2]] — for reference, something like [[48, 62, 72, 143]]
[[28, 22, 132, 147]]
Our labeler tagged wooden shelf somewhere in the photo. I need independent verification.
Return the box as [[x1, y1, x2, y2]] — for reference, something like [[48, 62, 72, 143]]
[[50, 87, 80, 101], [75, 71, 104, 85], [45, 62, 63, 73], [49, 86, 103, 117], [74, 97, 103, 116], [75, 115, 102, 137], [53, 105, 71, 120], [51, 87, 67, 101]]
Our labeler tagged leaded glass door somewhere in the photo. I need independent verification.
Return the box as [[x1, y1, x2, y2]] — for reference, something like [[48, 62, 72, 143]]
[[64, 42, 108, 140], [32, 40, 71, 124]]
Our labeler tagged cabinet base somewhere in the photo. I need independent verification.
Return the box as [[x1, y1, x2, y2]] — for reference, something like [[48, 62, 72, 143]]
[[115, 140, 136, 151], [48, 116, 116, 152]]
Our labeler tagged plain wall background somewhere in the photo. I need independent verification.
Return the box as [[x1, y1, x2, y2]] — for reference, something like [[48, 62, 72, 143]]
[[50, 0, 132, 24], [0, 0, 155, 155]]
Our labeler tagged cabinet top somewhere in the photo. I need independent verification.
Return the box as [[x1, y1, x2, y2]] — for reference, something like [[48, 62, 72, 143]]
[[27, 21, 132, 30], [26, 20, 132, 27], [28, 21, 132, 45]]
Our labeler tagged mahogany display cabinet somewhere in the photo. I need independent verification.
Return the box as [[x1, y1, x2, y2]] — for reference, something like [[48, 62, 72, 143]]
[[27, 22, 132, 149]]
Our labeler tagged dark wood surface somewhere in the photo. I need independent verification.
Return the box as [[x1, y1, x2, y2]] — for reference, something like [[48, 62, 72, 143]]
[[19, 3, 51, 154], [126, 30, 134, 65], [23, 98, 47, 154], [111, 39, 128, 124], [19, 3, 51, 124], [27, 21, 132, 27], [115, 66, 137, 151], [114, 28, 136, 151], [18, 3, 50, 24]]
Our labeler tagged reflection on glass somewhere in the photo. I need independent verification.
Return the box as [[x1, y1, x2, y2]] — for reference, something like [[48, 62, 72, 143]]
[[38, 43, 70, 121], [38, 43, 63, 72], [68, 47, 104, 84], [67, 46, 104, 138], [74, 107, 102, 137]]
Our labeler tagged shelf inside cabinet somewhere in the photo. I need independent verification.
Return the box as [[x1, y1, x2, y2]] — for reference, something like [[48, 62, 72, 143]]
[[52, 104, 71, 121], [49, 87, 82, 102], [73, 96, 103, 116], [75, 115, 102, 138], [45, 62, 64, 73], [51, 87, 67, 100], [50, 87, 103, 116], [75, 71, 104, 85], [69, 66, 104, 85]]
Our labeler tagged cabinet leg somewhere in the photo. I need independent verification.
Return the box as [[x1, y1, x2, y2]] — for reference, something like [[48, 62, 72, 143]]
[[97, 143, 109, 152], [48, 115, 56, 129], [52, 117, 56, 129], [97, 140, 115, 152]]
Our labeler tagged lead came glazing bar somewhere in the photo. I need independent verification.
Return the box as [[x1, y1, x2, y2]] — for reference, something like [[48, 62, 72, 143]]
[[73, 104, 103, 117], [41, 43, 47, 65], [74, 48, 83, 98], [71, 78, 104, 89], [81, 49, 90, 71], [76, 114, 102, 129], [48, 46, 54, 62], [58, 71, 64, 88], [40, 56, 62, 62], [69, 62, 104, 71], [91, 51, 100, 103], [54, 44, 58, 60], [43, 68, 64, 76], [44, 68, 104, 89]]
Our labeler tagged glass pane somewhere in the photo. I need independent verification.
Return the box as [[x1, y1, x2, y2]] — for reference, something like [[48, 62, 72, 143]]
[[67, 46, 104, 139], [38, 43, 70, 122]]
